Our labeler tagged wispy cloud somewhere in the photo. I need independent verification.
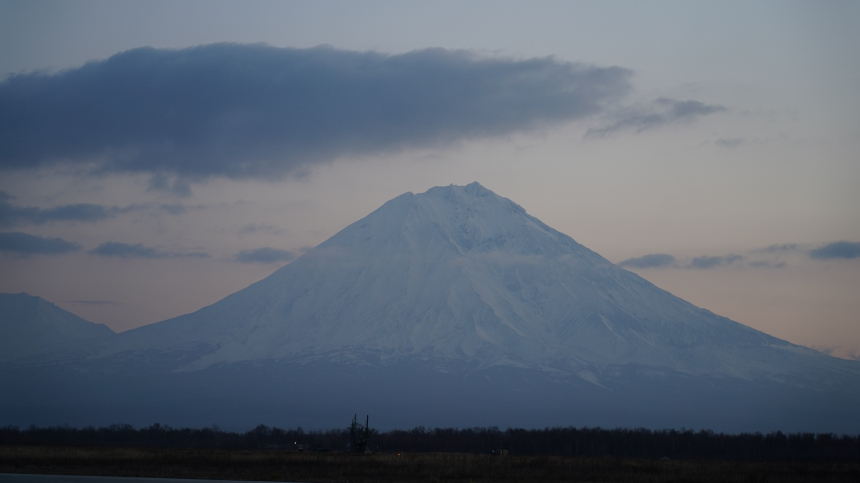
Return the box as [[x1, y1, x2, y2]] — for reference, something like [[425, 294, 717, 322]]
[[809, 241, 860, 260], [235, 247, 296, 263], [0, 43, 633, 189], [809, 345, 860, 361], [0, 196, 117, 227], [755, 243, 800, 253], [0, 192, 176, 227], [621, 240, 860, 271], [0, 231, 81, 255], [587, 98, 725, 137], [689, 254, 744, 269], [747, 260, 786, 269], [618, 253, 675, 269], [620, 252, 761, 270], [89, 242, 209, 259], [810, 344, 838, 356]]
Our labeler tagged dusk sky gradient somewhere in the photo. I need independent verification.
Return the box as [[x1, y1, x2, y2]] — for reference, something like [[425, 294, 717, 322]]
[[1, 0, 858, 359]]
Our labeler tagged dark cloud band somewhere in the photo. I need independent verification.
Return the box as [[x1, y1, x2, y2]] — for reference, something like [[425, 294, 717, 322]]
[[89, 241, 208, 259], [1, 198, 112, 226], [618, 253, 675, 269], [809, 241, 860, 260], [587, 98, 725, 137], [0, 43, 632, 181], [0, 192, 184, 227], [620, 252, 751, 270], [690, 254, 743, 269], [621, 241, 860, 271], [0, 231, 81, 255]]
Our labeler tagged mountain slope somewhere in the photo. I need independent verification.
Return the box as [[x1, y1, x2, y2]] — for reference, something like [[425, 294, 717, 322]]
[[0, 292, 116, 361], [103, 183, 857, 386], [4, 183, 858, 432]]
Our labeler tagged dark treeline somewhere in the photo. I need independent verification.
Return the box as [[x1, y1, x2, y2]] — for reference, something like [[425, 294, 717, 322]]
[[2, 424, 858, 462]]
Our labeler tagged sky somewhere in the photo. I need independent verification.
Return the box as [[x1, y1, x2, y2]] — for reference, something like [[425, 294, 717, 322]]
[[1, 0, 859, 359]]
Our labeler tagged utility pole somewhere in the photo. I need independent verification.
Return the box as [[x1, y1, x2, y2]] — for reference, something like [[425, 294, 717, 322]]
[[349, 414, 371, 453]]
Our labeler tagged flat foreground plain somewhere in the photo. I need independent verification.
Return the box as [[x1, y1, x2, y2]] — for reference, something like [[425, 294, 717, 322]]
[[1, 446, 859, 483]]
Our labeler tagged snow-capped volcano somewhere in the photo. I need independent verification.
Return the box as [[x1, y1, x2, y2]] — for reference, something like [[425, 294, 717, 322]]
[[4, 183, 859, 431], [106, 183, 847, 383]]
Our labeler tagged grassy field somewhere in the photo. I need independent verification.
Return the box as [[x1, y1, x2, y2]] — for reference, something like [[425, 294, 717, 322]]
[[2, 445, 859, 482]]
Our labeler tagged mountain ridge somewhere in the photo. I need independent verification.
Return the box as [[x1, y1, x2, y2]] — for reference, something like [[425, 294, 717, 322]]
[[90, 183, 857, 385], [2, 182, 859, 432], [0, 292, 116, 362]]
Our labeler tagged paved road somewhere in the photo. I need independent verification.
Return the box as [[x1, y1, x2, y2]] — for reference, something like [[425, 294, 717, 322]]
[[0, 475, 302, 483]]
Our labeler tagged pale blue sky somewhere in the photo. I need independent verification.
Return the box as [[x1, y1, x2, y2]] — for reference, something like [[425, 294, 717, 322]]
[[1, 0, 858, 358]]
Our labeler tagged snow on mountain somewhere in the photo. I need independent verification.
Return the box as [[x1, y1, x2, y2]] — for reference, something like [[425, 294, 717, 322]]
[[0, 292, 116, 361], [3, 183, 859, 432], [101, 183, 857, 386]]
